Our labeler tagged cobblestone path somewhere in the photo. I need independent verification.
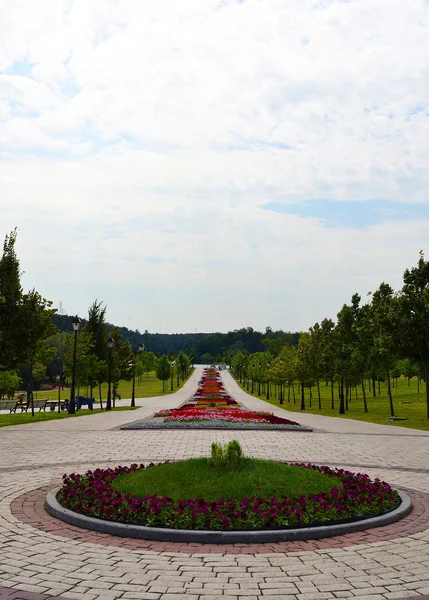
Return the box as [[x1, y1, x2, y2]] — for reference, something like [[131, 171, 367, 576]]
[[1, 369, 428, 600]]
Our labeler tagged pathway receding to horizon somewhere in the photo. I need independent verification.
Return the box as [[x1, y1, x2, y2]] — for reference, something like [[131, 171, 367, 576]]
[[0, 368, 428, 600]]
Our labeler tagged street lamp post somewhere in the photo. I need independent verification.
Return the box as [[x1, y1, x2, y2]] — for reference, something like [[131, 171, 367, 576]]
[[106, 337, 114, 411], [266, 361, 271, 400], [68, 317, 81, 414], [279, 359, 284, 404], [131, 344, 144, 407], [251, 367, 254, 394], [57, 368, 64, 414], [258, 362, 261, 396]]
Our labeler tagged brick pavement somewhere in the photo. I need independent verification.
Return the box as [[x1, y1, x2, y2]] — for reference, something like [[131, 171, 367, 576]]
[[0, 368, 429, 599]]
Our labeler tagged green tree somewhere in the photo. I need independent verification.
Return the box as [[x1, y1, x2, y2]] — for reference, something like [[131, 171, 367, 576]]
[[0, 369, 21, 399], [0, 229, 54, 370], [350, 299, 372, 413], [110, 327, 133, 397], [318, 318, 337, 409], [177, 351, 191, 380], [63, 330, 94, 395], [156, 355, 171, 392], [142, 351, 156, 377], [84, 300, 109, 403], [397, 252, 429, 418], [202, 352, 212, 364], [369, 283, 398, 417]]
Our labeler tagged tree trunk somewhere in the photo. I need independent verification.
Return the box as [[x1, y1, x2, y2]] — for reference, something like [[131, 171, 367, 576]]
[[98, 382, 103, 410], [425, 364, 429, 419], [317, 379, 321, 409], [372, 378, 376, 397], [386, 367, 394, 417], [361, 373, 368, 413], [345, 383, 349, 411], [292, 383, 296, 404], [309, 385, 312, 408], [331, 380, 334, 409], [378, 380, 381, 395]]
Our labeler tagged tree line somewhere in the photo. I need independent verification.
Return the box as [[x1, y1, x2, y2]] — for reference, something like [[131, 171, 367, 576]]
[[0, 230, 192, 401], [52, 317, 300, 364], [230, 251, 429, 419]]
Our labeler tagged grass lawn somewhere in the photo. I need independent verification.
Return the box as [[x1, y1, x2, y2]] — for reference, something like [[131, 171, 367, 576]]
[[0, 406, 139, 428], [238, 376, 429, 431], [6, 369, 192, 406], [113, 458, 342, 501]]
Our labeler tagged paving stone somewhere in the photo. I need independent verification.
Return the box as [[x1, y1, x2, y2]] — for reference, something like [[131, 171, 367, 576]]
[[0, 369, 429, 600]]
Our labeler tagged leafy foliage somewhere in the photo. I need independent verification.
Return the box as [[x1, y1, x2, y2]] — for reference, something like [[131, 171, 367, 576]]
[[210, 440, 243, 468], [0, 229, 54, 370], [0, 369, 22, 399]]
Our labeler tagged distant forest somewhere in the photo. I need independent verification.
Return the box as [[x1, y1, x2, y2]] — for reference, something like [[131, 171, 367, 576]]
[[51, 314, 300, 361]]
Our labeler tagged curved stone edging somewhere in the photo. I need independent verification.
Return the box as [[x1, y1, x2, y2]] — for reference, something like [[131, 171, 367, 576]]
[[45, 487, 412, 544]]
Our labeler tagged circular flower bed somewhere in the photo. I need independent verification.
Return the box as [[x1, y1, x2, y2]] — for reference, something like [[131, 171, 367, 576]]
[[56, 462, 400, 531]]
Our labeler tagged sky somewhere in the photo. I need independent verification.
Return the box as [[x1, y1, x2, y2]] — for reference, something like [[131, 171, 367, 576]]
[[1, 0, 429, 334]]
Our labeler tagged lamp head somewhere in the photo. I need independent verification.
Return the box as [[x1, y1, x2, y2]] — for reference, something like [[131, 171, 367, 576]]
[[107, 337, 114, 348], [72, 316, 81, 332]]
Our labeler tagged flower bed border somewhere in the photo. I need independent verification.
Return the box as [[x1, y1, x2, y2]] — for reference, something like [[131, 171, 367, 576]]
[[46, 487, 411, 544], [121, 420, 313, 431]]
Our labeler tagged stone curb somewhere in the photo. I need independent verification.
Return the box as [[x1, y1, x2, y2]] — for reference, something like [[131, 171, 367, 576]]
[[45, 488, 411, 544], [120, 422, 313, 431]]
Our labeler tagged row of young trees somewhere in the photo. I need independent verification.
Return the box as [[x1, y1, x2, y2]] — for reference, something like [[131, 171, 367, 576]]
[[231, 252, 429, 419], [39, 300, 193, 402], [0, 230, 192, 402]]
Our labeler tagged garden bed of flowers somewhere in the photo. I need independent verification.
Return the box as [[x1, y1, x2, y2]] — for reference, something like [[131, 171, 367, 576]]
[[56, 462, 401, 531], [154, 406, 301, 425], [122, 366, 312, 430]]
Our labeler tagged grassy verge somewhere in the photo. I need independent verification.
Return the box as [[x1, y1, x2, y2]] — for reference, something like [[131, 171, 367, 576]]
[[4, 369, 193, 405], [237, 375, 429, 431], [113, 458, 341, 501], [0, 406, 139, 428]]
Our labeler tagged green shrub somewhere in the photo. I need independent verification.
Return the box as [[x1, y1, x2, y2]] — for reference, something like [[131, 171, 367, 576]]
[[225, 439, 242, 466], [210, 440, 244, 468], [0, 370, 22, 400]]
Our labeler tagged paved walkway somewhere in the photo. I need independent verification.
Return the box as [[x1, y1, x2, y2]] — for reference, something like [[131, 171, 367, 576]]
[[0, 369, 429, 600]]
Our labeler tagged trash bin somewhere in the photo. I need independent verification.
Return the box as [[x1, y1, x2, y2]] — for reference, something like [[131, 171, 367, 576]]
[[50, 403, 56, 411]]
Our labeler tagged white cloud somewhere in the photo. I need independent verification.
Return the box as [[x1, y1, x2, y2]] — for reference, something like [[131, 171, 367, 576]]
[[1, 0, 429, 332]]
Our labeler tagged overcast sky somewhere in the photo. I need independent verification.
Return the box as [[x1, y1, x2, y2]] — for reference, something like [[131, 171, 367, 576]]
[[1, 0, 429, 334]]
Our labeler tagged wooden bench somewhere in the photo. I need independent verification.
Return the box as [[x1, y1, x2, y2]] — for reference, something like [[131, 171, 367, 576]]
[[22, 399, 50, 412], [0, 400, 28, 413], [47, 400, 68, 411]]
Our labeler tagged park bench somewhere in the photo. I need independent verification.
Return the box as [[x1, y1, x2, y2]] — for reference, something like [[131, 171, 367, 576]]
[[75, 396, 94, 410], [47, 400, 68, 411], [0, 400, 28, 413], [21, 399, 50, 412]]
